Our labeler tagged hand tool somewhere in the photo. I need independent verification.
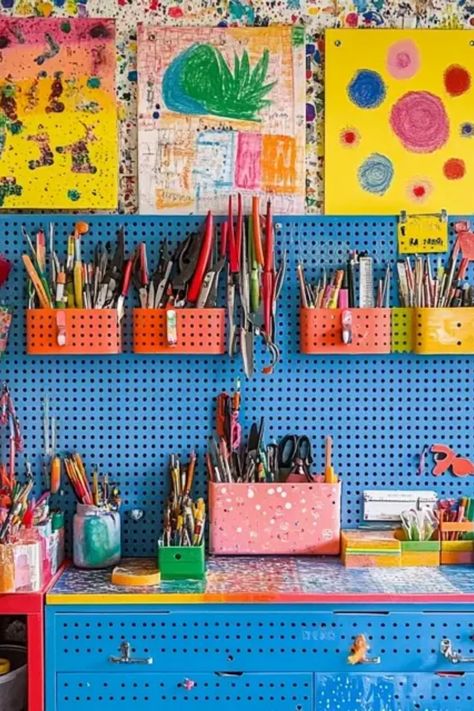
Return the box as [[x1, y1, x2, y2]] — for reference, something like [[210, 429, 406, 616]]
[[278, 434, 314, 482], [261, 200, 280, 375], [187, 210, 214, 303], [117, 258, 133, 322]]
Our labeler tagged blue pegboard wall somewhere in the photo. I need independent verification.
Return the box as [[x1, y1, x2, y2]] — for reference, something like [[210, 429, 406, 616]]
[[1, 214, 473, 556]]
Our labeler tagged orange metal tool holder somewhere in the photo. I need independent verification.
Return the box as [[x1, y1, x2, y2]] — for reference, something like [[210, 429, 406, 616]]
[[133, 307, 225, 354], [300, 307, 391, 355], [26, 309, 122, 355]]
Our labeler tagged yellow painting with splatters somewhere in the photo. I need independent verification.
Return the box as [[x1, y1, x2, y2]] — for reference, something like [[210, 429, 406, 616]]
[[0, 18, 118, 210], [325, 29, 474, 216]]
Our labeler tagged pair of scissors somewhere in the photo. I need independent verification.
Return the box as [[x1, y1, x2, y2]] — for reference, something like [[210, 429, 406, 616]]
[[278, 435, 313, 482]]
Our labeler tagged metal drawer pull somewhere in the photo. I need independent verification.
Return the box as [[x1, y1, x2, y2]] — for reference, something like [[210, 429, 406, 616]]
[[440, 638, 474, 664], [348, 634, 381, 665], [109, 641, 153, 665]]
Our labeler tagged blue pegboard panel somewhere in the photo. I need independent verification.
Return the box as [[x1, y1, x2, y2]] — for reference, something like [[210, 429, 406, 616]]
[[1, 214, 474, 555]]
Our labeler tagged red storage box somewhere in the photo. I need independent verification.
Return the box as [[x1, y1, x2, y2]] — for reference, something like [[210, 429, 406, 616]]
[[209, 481, 341, 555], [133, 308, 225, 354], [26, 309, 122, 355], [300, 307, 391, 354]]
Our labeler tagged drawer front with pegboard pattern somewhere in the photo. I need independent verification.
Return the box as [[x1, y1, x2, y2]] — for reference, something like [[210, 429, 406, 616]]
[[316, 673, 474, 711], [52, 610, 474, 674], [56, 672, 313, 710]]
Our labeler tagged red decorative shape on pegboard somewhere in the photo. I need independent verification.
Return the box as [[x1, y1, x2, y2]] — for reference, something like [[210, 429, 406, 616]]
[[26, 309, 122, 355], [133, 308, 225, 355], [300, 308, 391, 355]]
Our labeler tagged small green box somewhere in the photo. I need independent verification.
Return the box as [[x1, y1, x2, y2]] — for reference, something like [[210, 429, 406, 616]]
[[158, 543, 206, 580]]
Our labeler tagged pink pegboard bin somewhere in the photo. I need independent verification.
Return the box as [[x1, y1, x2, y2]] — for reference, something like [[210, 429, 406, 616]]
[[300, 307, 391, 354], [209, 481, 341, 555]]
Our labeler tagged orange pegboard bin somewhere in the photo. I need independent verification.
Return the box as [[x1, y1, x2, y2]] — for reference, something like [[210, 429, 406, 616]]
[[133, 308, 226, 354], [300, 307, 391, 354], [26, 309, 122, 355], [414, 307, 474, 354]]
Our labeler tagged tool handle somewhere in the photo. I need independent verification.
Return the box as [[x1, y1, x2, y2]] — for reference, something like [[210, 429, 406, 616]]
[[120, 259, 133, 297], [264, 200, 274, 272], [252, 196, 264, 267], [187, 211, 214, 303], [262, 270, 274, 336], [235, 193, 243, 272]]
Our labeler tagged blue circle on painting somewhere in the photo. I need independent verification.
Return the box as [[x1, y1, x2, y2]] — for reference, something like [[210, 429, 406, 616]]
[[461, 122, 474, 138], [348, 69, 386, 109], [358, 153, 394, 195]]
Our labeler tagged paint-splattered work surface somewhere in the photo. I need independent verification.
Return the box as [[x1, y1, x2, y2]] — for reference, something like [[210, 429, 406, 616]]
[[47, 557, 474, 604], [0, 18, 118, 209], [137, 25, 305, 214]]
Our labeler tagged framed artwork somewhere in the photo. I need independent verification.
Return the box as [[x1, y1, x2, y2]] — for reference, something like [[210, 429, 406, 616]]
[[0, 18, 118, 210], [325, 29, 474, 215], [137, 25, 305, 214]]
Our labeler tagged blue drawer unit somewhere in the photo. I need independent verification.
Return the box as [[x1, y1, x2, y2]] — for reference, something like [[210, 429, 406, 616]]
[[316, 673, 474, 711], [48, 607, 474, 674], [56, 672, 313, 710]]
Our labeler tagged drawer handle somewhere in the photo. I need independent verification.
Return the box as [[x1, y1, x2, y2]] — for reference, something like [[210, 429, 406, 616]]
[[441, 638, 474, 664], [109, 641, 153, 665], [348, 634, 381, 666]]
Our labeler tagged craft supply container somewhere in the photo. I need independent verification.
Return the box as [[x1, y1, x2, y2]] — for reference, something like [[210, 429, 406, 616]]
[[73, 504, 121, 569], [300, 308, 391, 354], [133, 307, 225, 354], [26, 308, 122, 355], [158, 542, 206, 580], [439, 521, 474, 564], [0, 543, 15, 593], [414, 307, 474, 354], [391, 307, 415, 353], [209, 482, 341, 555]]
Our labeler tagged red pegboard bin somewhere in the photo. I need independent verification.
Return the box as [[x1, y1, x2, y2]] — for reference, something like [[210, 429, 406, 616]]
[[26, 309, 122, 355], [300, 307, 391, 354], [133, 308, 226, 354]]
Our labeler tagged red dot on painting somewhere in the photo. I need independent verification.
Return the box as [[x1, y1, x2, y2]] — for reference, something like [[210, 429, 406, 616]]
[[444, 65, 471, 96], [413, 185, 426, 197], [444, 158, 466, 180], [344, 131, 356, 144]]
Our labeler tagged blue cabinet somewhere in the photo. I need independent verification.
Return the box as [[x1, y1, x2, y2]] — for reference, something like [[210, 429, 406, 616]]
[[46, 605, 474, 711]]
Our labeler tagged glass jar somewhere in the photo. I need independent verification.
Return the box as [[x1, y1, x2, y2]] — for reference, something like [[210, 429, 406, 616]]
[[73, 504, 121, 569]]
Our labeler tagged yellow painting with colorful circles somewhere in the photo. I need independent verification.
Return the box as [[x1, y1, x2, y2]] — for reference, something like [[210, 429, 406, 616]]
[[325, 29, 474, 216]]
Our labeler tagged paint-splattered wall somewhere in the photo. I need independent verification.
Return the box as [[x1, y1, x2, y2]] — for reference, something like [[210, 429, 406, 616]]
[[2, 0, 473, 213]]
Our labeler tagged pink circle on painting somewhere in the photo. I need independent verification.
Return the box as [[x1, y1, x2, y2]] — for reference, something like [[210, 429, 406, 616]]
[[387, 40, 420, 79], [390, 91, 449, 153]]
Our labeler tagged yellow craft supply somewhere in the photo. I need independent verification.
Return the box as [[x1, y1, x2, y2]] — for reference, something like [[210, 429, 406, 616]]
[[0, 659, 11, 675], [324, 435, 338, 484], [22, 254, 51, 308], [112, 561, 161, 587]]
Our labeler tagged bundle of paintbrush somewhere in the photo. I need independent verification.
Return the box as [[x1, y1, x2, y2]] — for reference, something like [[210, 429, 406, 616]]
[[298, 252, 390, 309], [63, 452, 120, 510], [0, 475, 35, 543], [22, 223, 131, 321], [131, 212, 225, 309], [161, 452, 205, 547], [397, 246, 474, 308], [0, 384, 23, 491]]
